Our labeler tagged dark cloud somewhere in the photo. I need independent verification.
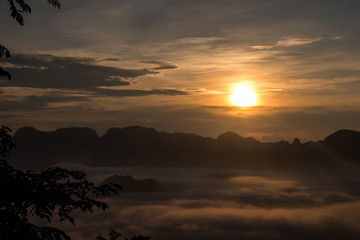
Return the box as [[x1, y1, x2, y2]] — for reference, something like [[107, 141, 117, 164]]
[[94, 88, 187, 97], [0, 95, 88, 111], [4, 0, 360, 52], [2, 54, 157, 89], [0, 87, 187, 111], [102, 58, 120, 62], [120, 0, 360, 42]]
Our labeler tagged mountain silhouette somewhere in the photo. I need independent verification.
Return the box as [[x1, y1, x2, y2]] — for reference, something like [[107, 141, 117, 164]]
[[12, 126, 100, 168], [10, 126, 360, 171], [324, 129, 360, 159], [100, 175, 160, 192]]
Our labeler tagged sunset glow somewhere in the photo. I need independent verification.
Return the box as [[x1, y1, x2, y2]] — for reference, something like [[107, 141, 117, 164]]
[[230, 84, 257, 107], [2, 1, 360, 240]]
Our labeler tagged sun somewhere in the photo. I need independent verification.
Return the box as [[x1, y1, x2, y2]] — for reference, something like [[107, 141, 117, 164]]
[[230, 83, 257, 107]]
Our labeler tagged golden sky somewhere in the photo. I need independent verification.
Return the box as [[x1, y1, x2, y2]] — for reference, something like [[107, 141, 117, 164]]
[[1, 0, 360, 141]]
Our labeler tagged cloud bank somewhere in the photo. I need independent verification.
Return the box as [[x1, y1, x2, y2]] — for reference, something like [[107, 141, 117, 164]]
[[43, 166, 360, 240]]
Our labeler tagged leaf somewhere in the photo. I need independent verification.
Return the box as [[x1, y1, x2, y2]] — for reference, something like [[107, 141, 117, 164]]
[[0, 45, 11, 58], [7, 0, 25, 25], [47, 0, 61, 9], [15, 0, 31, 13], [0, 68, 11, 79]]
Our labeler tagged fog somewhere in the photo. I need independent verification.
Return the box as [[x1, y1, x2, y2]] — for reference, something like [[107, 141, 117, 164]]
[[46, 164, 360, 240]]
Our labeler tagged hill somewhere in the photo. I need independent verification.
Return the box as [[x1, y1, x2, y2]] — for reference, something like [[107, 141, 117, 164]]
[[100, 175, 161, 192], [10, 126, 360, 171]]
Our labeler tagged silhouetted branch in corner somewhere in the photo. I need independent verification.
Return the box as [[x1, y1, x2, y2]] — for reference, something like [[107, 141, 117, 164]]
[[7, 0, 61, 26], [0, 126, 122, 240], [1, 2, 153, 239], [1, 0, 61, 80]]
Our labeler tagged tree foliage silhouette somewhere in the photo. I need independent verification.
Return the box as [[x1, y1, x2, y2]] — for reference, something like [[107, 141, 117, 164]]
[[1, 2, 152, 239], [0, 126, 121, 240], [0, 0, 61, 79], [7, 0, 61, 26], [0, 45, 11, 79]]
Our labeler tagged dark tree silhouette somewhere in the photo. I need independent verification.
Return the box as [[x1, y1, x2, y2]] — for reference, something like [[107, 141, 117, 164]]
[[0, 126, 121, 240], [1, 0, 61, 79], [1, 2, 152, 239], [7, 0, 61, 26], [0, 45, 11, 79]]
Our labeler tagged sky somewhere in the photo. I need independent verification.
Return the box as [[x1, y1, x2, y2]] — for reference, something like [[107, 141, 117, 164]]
[[1, 0, 360, 141]]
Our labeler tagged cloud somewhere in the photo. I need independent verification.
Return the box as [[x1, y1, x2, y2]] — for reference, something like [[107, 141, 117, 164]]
[[0, 85, 188, 113], [176, 37, 224, 45], [2, 54, 157, 89], [0, 95, 87, 111], [37, 166, 360, 240], [142, 61, 178, 70], [251, 37, 323, 50], [100, 202, 360, 240], [332, 36, 343, 40], [1, 0, 359, 52], [294, 68, 360, 80], [0, 87, 188, 112], [251, 45, 273, 50], [1, 0, 360, 144], [276, 37, 323, 47], [276, 80, 360, 98], [102, 58, 120, 62], [94, 88, 187, 97]]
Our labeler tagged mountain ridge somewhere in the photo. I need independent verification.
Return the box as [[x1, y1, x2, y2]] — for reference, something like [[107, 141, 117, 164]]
[[100, 175, 161, 192], [10, 126, 360, 171]]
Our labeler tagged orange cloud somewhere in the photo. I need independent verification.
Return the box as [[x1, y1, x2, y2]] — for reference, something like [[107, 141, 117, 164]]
[[276, 37, 323, 47], [251, 45, 274, 50]]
